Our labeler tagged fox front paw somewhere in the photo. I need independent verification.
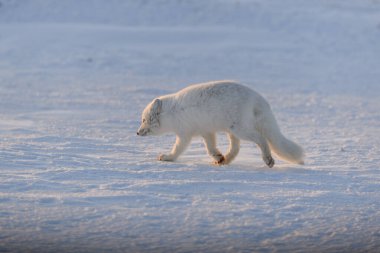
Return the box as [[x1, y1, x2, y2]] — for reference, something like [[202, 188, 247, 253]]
[[213, 154, 226, 165], [158, 154, 175, 161]]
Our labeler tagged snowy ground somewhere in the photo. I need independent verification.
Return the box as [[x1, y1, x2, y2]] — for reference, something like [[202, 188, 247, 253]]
[[0, 0, 380, 252]]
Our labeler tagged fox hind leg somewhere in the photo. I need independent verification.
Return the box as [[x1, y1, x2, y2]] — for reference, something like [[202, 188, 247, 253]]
[[231, 128, 274, 168], [252, 134, 275, 168]]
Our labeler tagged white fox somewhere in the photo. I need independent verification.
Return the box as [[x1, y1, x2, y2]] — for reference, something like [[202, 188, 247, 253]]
[[137, 81, 304, 167]]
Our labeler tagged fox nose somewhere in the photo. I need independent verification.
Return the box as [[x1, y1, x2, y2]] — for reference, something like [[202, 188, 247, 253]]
[[137, 132, 139, 135]]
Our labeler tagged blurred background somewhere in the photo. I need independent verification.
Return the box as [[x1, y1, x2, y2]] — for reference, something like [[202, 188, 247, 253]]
[[1, 0, 379, 93]]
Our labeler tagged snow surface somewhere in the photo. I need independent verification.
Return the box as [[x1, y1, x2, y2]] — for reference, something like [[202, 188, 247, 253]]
[[0, 0, 380, 252]]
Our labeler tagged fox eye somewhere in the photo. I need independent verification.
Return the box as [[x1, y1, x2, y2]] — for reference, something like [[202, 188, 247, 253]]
[[142, 119, 146, 123]]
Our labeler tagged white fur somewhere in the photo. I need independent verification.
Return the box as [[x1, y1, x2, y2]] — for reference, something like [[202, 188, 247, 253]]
[[137, 80, 304, 167]]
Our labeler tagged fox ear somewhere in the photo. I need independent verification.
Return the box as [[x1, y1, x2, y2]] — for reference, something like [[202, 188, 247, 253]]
[[152, 98, 162, 114]]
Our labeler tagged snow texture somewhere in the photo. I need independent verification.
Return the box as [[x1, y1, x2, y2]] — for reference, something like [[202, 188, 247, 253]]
[[0, 0, 379, 252]]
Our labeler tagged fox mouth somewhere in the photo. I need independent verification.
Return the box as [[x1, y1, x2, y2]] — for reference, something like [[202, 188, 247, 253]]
[[137, 128, 150, 136]]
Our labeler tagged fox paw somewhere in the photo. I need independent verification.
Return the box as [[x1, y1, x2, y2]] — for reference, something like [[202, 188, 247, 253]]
[[158, 154, 174, 161], [213, 154, 226, 165], [264, 156, 275, 168]]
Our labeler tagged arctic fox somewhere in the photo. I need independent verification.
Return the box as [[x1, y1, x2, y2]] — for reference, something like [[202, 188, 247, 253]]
[[137, 81, 304, 167]]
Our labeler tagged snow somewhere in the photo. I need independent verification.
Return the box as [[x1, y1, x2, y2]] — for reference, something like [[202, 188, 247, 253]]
[[0, 0, 379, 252]]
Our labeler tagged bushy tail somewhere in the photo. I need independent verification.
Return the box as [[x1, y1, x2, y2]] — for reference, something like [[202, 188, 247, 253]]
[[260, 109, 305, 165]]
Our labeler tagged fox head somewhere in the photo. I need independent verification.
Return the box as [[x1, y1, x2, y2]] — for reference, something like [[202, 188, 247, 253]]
[[137, 98, 162, 136]]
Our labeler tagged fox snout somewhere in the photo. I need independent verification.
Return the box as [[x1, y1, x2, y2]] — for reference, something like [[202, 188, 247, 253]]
[[137, 127, 149, 136]]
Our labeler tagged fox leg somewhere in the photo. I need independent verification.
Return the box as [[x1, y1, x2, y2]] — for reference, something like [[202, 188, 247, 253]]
[[202, 133, 224, 164], [223, 133, 240, 164], [232, 128, 274, 168], [254, 134, 275, 168], [158, 135, 191, 161]]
